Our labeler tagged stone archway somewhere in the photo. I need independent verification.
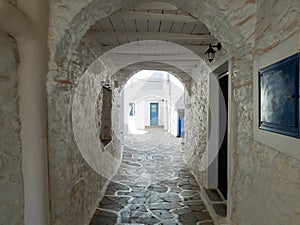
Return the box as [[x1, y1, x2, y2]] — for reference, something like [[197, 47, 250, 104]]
[[50, 37, 213, 224], [49, 0, 255, 65], [46, 1, 257, 225]]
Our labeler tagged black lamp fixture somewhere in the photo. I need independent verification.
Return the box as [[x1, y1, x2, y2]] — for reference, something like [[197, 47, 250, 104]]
[[205, 42, 222, 62]]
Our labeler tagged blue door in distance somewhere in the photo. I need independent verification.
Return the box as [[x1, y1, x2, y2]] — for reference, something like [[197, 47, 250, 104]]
[[177, 118, 184, 137], [150, 103, 159, 126]]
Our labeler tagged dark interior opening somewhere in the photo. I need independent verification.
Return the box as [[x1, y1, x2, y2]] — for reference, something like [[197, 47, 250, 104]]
[[100, 87, 112, 147], [218, 72, 228, 200]]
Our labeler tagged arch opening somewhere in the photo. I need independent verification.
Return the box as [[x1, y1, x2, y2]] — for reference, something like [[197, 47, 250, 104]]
[[122, 70, 185, 138]]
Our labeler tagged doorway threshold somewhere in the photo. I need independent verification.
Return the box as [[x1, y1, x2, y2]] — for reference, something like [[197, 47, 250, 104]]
[[201, 188, 228, 225]]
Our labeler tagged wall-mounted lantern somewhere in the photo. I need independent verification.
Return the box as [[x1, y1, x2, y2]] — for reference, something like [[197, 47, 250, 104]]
[[205, 42, 222, 62]]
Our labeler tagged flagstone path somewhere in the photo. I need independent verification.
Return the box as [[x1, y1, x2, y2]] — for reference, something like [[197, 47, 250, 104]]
[[90, 128, 214, 225]]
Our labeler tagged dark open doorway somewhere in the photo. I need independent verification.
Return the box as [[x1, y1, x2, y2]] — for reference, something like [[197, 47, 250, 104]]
[[218, 72, 228, 200]]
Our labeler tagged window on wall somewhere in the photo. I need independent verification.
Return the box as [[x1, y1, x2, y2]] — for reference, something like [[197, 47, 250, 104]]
[[100, 87, 112, 147], [258, 53, 300, 138], [129, 103, 135, 116]]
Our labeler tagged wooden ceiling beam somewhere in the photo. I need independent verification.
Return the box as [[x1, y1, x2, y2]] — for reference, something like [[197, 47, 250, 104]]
[[87, 31, 215, 42], [110, 60, 200, 70], [99, 44, 209, 53], [110, 11, 198, 23]]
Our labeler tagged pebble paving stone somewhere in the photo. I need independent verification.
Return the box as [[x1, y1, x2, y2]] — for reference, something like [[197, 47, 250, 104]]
[[89, 128, 215, 225], [90, 210, 118, 225]]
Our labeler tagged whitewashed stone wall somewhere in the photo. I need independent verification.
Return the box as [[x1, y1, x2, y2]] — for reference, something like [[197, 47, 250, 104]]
[[47, 32, 123, 225], [229, 1, 300, 224], [110, 81, 123, 160], [0, 33, 23, 225], [96, 74, 123, 160], [176, 2, 300, 225], [184, 65, 210, 185]]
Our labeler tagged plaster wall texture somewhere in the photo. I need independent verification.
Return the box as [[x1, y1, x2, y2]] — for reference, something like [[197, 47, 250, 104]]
[[0, 33, 23, 225], [228, 1, 300, 224], [183, 68, 210, 186], [47, 34, 122, 225], [1, 0, 50, 223]]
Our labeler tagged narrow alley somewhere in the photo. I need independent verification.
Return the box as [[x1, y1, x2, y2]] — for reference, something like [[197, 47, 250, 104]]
[[1, 1, 299, 225], [90, 128, 214, 225]]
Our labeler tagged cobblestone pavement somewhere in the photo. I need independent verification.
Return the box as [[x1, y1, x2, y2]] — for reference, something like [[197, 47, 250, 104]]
[[90, 128, 214, 225]]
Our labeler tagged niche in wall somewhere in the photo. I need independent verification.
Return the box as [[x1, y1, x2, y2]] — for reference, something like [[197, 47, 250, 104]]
[[258, 53, 299, 138], [100, 87, 112, 146]]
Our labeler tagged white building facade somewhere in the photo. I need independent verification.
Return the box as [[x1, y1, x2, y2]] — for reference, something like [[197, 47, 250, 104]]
[[123, 70, 185, 137]]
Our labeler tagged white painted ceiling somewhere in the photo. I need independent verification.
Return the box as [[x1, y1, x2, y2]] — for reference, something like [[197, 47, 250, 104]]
[[85, 2, 220, 82]]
